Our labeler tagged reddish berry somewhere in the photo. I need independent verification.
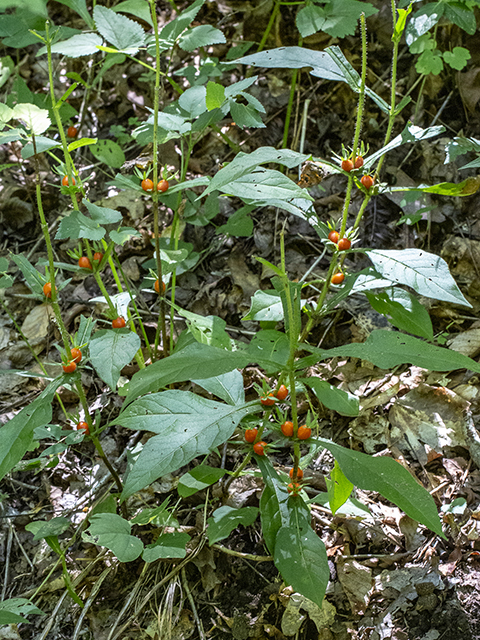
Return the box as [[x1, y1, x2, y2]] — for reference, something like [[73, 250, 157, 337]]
[[341, 159, 354, 172], [337, 237, 351, 251], [154, 279, 166, 294], [93, 252, 103, 262], [253, 441, 267, 456], [354, 156, 364, 169], [361, 174, 374, 190], [78, 256, 92, 270], [261, 393, 275, 406], [244, 428, 258, 443], [76, 421, 90, 435], [328, 230, 339, 244], [288, 482, 301, 494], [70, 348, 82, 364], [112, 316, 126, 329], [281, 421, 294, 437], [297, 425, 311, 440], [289, 468, 304, 480], [62, 361, 77, 374], [141, 178, 154, 192], [275, 385, 288, 401], [157, 180, 169, 192], [43, 282, 53, 298], [67, 126, 78, 138], [331, 272, 345, 285], [62, 175, 75, 186]]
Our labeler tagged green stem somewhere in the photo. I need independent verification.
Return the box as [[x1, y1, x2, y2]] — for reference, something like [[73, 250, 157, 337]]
[[257, 1, 280, 53]]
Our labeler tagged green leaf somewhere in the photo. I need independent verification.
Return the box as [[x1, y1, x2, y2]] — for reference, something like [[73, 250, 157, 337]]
[[302, 378, 359, 417], [192, 369, 245, 406], [25, 516, 70, 540], [178, 465, 225, 498], [246, 329, 290, 374], [109, 227, 141, 244], [0, 598, 44, 625], [274, 510, 329, 607], [56, 209, 106, 241], [89, 328, 141, 390], [406, 4, 444, 46], [90, 139, 125, 168], [159, 0, 205, 43], [366, 248, 471, 306], [0, 381, 60, 483], [326, 461, 353, 515], [124, 343, 250, 404], [117, 390, 255, 499], [318, 329, 480, 374], [142, 532, 189, 562], [206, 80, 226, 111], [243, 289, 284, 322], [445, 136, 480, 164], [296, 0, 377, 39], [204, 147, 308, 196], [83, 513, 143, 562], [114, 0, 153, 27], [416, 49, 444, 75], [10, 253, 45, 295], [84, 200, 123, 224], [21, 136, 62, 159], [444, 2, 476, 34], [229, 101, 264, 128], [207, 506, 259, 545], [257, 456, 291, 553], [179, 24, 226, 52], [12, 103, 50, 135], [366, 122, 444, 169], [216, 206, 254, 237], [49, 33, 103, 57], [392, 5, 412, 43], [443, 46, 471, 70], [219, 167, 310, 203], [93, 5, 145, 54], [55, 0, 94, 28], [365, 288, 434, 340], [315, 437, 444, 537]]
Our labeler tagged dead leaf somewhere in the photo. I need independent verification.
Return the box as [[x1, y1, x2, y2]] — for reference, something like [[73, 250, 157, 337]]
[[336, 559, 372, 615]]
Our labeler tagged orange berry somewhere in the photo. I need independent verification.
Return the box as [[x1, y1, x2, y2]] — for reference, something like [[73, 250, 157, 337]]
[[157, 180, 169, 192], [261, 393, 275, 406], [281, 421, 294, 437], [141, 178, 154, 192], [287, 482, 301, 494], [253, 441, 267, 456], [67, 126, 78, 138], [62, 175, 75, 186], [112, 316, 126, 329], [154, 279, 166, 294], [62, 361, 76, 374], [361, 175, 374, 190], [76, 421, 90, 435], [341, 159, 353, 172], [93, 252, 103, 262], [354, 156, 364, 169], [244, 428, 258, 443], [43, 282, 52, 298], [289, 468, 304, 480], [297, 425, 311, 440], [328, 230, 339, 244], [331, 272, 345, 285], [337, 237, 351, 251], [78, 256, 92, 270], [70, 348, 82, 364]]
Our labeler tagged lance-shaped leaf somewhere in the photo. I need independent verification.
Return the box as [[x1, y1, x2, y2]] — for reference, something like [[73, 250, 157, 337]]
[[115, 390, 255, 500], [89, 328, 141, 389]]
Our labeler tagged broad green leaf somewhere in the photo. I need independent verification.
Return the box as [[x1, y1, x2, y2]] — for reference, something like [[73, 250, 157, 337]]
[[302, 378, 359, 417], [315, 437, 444, 537], [296, 0, 377, 39], [142, 532, 189, 562], [274, 500, 329, 607], [219, 167, 310, 202], [55, 0, 94, 28], [365, 288, 433, 340], [178, 85, 207, 118], [229, 101, 264, 128], [114, 0, 153, 27], [443, 46, 471, 70], [257, 456, 292, 552], [207, 506, 259, 545], [56, 209, 106, 241], [406, 4, 444, 46], [177, 310, 232, 349], [84, 200, 123, 224], [366, 248, 471, 307], [93, 5, 145, 54], [246, 329, 290, 374], [10, 253, 45, 295], [204, 147, 309, 196], [49, 33, 102, 57], [12, 103, 50, 135], [0, 599, 44, 625], [416, 49, 443, 75], [179, 24, 226, 52], [216, 206, 254, 237], [192, 369, 245, 406], [206, 80, 226, 110], [21, 136, 61, 158], [26, 517, 70, 540], [90, 139, 125, 168], [89, 328, 141, 390], [117, 390, 255, 499], [178, 465, 225, 497], [317, 329, 480, 374], [83, 513, 143, 562], [326, 461, 353, 515], [243, 289, 284, 322], [444, 2, 476, 34], [366, 123, 444, 168], [0, 380, 60, 483], [159, 0, 204, 42], [124, 343, 250, 404]]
